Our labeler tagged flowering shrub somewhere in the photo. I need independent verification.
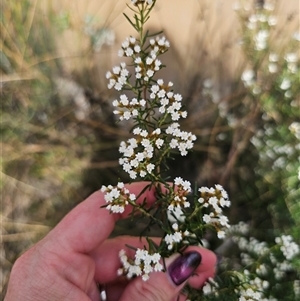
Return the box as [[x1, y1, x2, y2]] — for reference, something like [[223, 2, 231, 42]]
[[102, 0, 231, 286], [238, 0, 300, 257], [101, 0, 299, 300], [231, 0, 299, 187]]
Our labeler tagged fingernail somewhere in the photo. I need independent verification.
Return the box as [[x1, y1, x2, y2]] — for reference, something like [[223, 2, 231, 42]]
[[168, 251, 202, 286]]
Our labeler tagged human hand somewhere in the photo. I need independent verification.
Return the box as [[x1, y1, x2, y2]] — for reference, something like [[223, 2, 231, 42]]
[[5, 182, 217, 301]]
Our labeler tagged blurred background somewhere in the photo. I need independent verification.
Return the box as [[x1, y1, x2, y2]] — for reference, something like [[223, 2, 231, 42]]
[[1, 0, 299, 296]]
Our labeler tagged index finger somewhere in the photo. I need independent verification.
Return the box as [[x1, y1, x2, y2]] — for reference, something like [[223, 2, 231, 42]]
[[48, 182, 157, 253], [91, 236, 217, 285]]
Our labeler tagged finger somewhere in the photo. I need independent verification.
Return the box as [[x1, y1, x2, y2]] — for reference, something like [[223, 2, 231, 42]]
[[47, 182, 157, 253], [91, 236, 160, 282], [104, 281, 188, 301], [105, 281, 188, 301], [118, 251, 203, 301], [172, 293, 189, 301], [184, 246, 217, 288], [105, 278, 129, 301], [90, 236, 216, 286]]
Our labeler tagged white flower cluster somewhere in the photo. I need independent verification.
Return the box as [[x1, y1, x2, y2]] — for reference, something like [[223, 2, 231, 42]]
[[247, 13, 277, 30], [243, 3, 277, 51], [106, 62, 129, 91], [241, 70, 255, 87], [237, 270, 274, 301], [280, 78, 291, 91], [233, 234, 298, 285], [167, 177, 191, 214], [107, 34, 195, 179], [100, 182, 136, 213], [150, 79, 187, 120], [164, 222, 190, 250], [117, 119, 196, 181], [269, 52, 298, 99], [275, 235, 300, 260], [268, 52, 298, 75], [118, 248, 163, 281], [233, 236, 269, 256], [240, 252, 254, 266], [254, 29, 269, 51], [149, 36, 170, 55], [118, 128, 162, 179], [289, 121, 300, 140], [84, 21, 115, 52], [134, 56, 162, 81], [294, 280, 300, 297], [227, 221, 250, 236], [255, 263, 268, 276], [118, 36, 141, 57], [268, 53, 278, 73], [238, 287, 265, 301], [241, 69, 261, 95], [251, 122, 298, 174], [284, 52, 298, 74], [114, 85, 196, 178], [198, 184, 230, 239], [134, 36, 170, 81], [164, 177, 194, 249], [202, 277, 219, 296], [113, 94, 146, 121], [166, 123, 196, 156], [117, 36, 169, 82], [242, 51, 298, 99], [273, 259, 293, 280]]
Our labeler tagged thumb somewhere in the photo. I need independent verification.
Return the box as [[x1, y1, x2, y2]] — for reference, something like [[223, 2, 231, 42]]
[[119, 252, 202, 301]]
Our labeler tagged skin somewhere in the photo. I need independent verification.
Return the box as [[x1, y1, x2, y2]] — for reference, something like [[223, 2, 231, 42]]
[[5, 182, 217, 301]]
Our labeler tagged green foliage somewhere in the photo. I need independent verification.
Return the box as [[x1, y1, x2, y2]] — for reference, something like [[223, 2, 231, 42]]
[[238, 1, 300, 244], [1, 1, 94, 269]]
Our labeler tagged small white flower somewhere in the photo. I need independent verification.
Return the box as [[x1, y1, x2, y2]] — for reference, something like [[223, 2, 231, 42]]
[[146, 70, 154, 77], [217, 231, 226, 239], [167, 206, 185, 223], [135, 57, 142, 64], [285, 52, 298, 63], [269, 53, 279, 62], [280, 78, 291, 90], [268, 63, 278, 73], [134, 45, 141, 53], [203, 214, 211, 223], [146, 163, 155, 173], [157, 89, 166, 98], [142, 274, 150, 281], [129, 170, 137, 179], [293, 31, 300, 41], [154, 262, 163, 272], [155, 138, 164, 148], [219, 215, 230, 227], [172, 223, 179, 231], [264, 2, 274, 11], [276, 235, 300, 260], [146, 57, 153, 65], [268, 16, 277, 26], [118, 49, 124, 57], [241, 70, 255, 86], [101, 183, 136, 214], [125, 48, 134, 57]]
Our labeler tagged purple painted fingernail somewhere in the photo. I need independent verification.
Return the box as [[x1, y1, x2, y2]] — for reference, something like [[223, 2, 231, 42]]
[[168, 251, 202, 286]]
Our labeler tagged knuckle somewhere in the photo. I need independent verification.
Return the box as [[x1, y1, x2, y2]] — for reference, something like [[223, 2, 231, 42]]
[[132, 279, 171, 301]]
